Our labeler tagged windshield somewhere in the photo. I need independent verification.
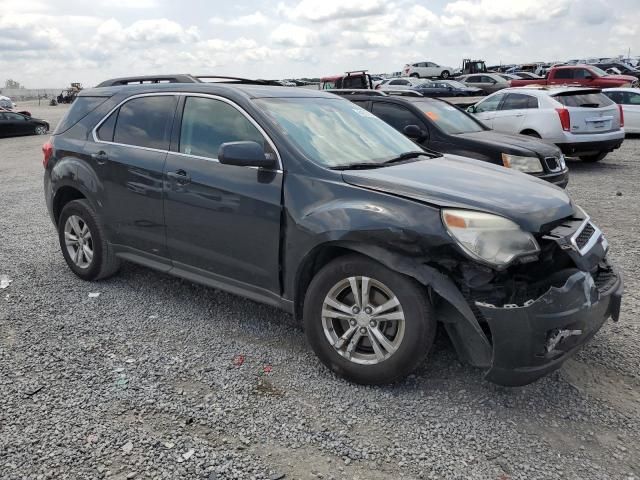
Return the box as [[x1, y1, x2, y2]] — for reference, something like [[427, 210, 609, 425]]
[[417, 101, 485, 134], [589, 66, 608, 76], [255, 97, 421, 167], [443, 80, 467, 88]]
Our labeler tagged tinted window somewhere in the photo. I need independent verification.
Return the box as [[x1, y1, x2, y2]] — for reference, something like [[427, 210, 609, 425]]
[[97, 111, 117, 141], [466, 76, 481, 83], [371, 102, 422, 132], [417, 101, 484, 134], [626, 92, 640, 105], [4, 112, 25, 121], [554, 69, 573, 79], [179, 97, 264, 159], [114, 96, 177, 149], [56, 96, 108, 134], [389, 79, 409, 85], [500, 93, 538, 110], [574, 69, 592, 79], [480, 76, 496, 83], [553, 92, 614, 108], [475, 93, 504, 112], [342, 76, 367, 88]]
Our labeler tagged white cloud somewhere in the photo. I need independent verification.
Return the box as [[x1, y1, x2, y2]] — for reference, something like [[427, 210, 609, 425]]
[[210, 12, 268, 27], [270, 23, 320, 47], [278, 0, 387, 22], [444, 0, 571, 23]]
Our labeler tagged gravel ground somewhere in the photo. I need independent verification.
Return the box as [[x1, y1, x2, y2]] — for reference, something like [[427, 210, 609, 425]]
[[1, 101, 639, 480]]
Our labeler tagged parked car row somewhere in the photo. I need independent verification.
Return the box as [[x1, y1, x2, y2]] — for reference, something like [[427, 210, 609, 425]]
[[0, 109, 49, 138], [42, 76, 623, 388]]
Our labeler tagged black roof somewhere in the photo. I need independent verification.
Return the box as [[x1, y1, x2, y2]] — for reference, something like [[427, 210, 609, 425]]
[[79, 82, 339, 100]]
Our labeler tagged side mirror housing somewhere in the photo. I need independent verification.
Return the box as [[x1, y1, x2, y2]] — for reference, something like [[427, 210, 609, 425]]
[[403, 124, 425, 139], [218, 141, 275, 168], [467, 105, 477, 113]]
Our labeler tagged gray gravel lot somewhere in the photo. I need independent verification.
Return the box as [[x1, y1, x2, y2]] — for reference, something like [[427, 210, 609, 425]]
[[1, 101, 639, 480]]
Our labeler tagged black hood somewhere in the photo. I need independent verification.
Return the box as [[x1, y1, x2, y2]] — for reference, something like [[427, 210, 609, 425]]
[[342, 155, 574, 233], [457, 131, 561, 158]]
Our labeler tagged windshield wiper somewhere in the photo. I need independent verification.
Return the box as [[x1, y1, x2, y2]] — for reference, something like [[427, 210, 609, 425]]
[[382, 150, 441, 165], [329, 163, 385, 171]]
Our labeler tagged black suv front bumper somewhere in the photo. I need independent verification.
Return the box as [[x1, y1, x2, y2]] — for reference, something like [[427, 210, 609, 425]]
[[476, 261, 622, 386]]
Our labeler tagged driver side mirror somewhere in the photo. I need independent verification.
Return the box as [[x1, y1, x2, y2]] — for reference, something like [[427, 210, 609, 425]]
[[467, 105, 477, 113], [403, 124, 426, 140], [218, 141, 275, 168]]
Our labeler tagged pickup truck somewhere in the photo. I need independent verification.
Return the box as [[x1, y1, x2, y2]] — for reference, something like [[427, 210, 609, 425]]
[[510, 65, 638, 88]]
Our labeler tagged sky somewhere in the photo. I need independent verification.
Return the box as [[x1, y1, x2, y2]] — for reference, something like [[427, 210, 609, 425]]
[[1, 0, 639, 88]]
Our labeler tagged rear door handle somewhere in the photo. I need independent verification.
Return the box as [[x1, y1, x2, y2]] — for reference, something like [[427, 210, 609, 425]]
[[167, 169, 191, 185], [91, 151, 108, 164]]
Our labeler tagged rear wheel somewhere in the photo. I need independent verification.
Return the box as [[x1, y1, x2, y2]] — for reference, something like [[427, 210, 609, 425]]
[[58, 199, 120, 281], [441, 70, 450, 79], [303, 254, 436, 385], [579, 151, 608, 163]]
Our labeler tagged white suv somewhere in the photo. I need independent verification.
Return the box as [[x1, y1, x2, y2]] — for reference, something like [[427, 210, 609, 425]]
[[468, 87, 625, 162], [403, 61, 454, 79]]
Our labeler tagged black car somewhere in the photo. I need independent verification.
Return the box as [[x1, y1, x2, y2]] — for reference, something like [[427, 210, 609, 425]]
[[43, 81, 621, 387], [412, 80, 482, 97], [342, 93, 569, 187], [595, 62, 640, 80], [0, 111, 49, 138]]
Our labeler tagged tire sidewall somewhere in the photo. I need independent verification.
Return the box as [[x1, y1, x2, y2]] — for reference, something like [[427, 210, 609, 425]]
[[441, 70, 450, 79], [303, 256, 434, 385], [58, 200, 104, 280]]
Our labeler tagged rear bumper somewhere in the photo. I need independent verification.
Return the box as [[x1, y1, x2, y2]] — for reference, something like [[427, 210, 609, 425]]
[[477, 262, 622, 387], [556, 132, 625, 156]]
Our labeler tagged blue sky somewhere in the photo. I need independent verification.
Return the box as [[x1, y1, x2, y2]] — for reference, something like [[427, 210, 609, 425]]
[[0, 0, 638, 87]]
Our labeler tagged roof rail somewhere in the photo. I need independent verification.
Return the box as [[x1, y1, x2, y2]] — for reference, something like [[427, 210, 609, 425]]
[[329, 89, 386, 96], [385, 90, 424, 97], [345, 70, 369, 75], [194, 75, 282, 86], [95, 74, 200, 87]]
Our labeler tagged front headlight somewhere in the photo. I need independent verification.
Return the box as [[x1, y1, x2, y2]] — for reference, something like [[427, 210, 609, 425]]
[[442, 209, 540, 268], [501, 153, 544, 173]]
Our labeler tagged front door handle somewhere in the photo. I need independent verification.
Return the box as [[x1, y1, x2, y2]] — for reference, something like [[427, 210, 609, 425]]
[[91, 151, 108, 164], [167, 169, 191, 185]]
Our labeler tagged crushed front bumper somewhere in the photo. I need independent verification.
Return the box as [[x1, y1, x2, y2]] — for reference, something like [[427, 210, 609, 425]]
[[476, 263, 622, 386]]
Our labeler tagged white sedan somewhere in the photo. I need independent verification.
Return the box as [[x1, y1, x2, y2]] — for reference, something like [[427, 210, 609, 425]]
[[602, 88, 640, 134]]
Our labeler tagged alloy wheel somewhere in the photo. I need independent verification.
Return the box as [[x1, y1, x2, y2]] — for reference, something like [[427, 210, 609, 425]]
[[35, 126, 47, 135], [64, 215, 93, 269], [321, 276, 405, 365]]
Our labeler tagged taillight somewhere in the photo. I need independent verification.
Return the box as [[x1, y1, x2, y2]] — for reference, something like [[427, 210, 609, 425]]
[[42, 140, 53, 168], [618, 104, 624, 127], [555, 108, 570, 131]]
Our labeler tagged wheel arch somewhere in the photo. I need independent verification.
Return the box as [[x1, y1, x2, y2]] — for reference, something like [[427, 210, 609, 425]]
[[293, 241, 492, 369], [519, 128, 541, 137], [52, 185, 87, 225]]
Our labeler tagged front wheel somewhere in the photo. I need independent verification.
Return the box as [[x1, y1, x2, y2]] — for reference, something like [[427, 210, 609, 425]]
[[35, 125, 47, 135], [440, 70, 450, 79], [303, 254, 436, 385], [410, 73, 420, 78], [579, 151, 608, 163]]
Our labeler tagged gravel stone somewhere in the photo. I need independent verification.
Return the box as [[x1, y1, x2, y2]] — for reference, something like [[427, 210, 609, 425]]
[[1, 102, 639, 479]]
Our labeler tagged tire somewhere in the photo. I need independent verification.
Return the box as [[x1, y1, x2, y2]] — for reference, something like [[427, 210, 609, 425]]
[[410, 73, 420, 78], [579, 151, 607, 163], [440, 70, 450, 79], [34, 125, 47, 135], [57, 199, 120, 281], [303, 254, 436, 385]]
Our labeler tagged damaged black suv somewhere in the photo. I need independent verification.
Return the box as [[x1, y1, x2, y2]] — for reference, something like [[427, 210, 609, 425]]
[[43, 81, 623, 386]]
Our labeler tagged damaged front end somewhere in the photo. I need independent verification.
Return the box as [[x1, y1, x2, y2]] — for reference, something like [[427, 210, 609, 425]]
[[437, 209, 623, 386]]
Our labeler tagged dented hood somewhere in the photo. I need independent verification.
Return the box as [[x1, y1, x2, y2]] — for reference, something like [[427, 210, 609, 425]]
[[342, 155, 574, 233]]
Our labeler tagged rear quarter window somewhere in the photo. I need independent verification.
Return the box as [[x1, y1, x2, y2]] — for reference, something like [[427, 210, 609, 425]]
[[54, 96, 109, 134], [553, 93, 614, 108]]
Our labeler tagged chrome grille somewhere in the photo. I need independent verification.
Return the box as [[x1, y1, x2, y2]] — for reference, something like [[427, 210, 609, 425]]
[[544, 156, 561, 172], [575, 223, 595, 250]]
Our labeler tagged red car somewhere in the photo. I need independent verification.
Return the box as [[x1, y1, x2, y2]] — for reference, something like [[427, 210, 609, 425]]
[[510, 65, 638, 89]]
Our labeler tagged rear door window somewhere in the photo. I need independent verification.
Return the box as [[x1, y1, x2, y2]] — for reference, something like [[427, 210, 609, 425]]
[[179, 97, 264, 159], [500, 93, 538, 110], [113, 96, 177, 150], [554, 69, 573, 80], [553, 92, 614, 108], [371, 102, 423, 132], [475, 93, 505, 112]]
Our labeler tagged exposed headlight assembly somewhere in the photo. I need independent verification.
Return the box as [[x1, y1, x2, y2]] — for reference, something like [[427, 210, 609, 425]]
[[501, 153, 544, 173], [442, 209, 540, 268]]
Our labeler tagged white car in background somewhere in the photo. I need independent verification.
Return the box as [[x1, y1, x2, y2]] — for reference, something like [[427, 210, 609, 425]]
[[468, 86, 625, 162], [403, 61, 454, 79], [375, 77, 422, 91], [602, 88, 640, 134]]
